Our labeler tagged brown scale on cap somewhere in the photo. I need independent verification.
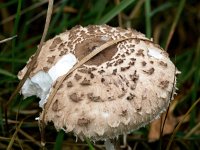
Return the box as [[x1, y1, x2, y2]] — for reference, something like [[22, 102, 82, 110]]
[[47, 56, 56, 64], [112, 69, 117, 75], [159, 61, 168, 67], [128, 61, 135, 66], [114, 54, 120, 59], [136, 49, 145, 57], [59, 50, 66, 56], [143, 68, 155, 75], [150, 60, 154, 64], [135, 105, 142, 111], [87, 93, 102, 102], [108, 96, 115, 100], [80, 78, 91, 86], [69, 93, 82, 102], [114, 59, 124, 66], [130, 58, 136, 61], [129, 71, 139, 83], [49, 37, 63, 49], [98, 70, 105, 74], [74, 74, 82, 81], [134, 38, 140, 44], [18, 25, 179, 141], [125, 50, 131, 55], [159, 80, 170, 89], [106, 62, 111, 67], [58, 43, 65, 50], [120, 66, 130, 71], [50, 49, 55, 52], [141, 61, 147, 66], [121, 54, 125, 57], [120, 109, 128, 117], [77, 118, 90, 126], [126, 93, 135, 100], [67, 81, 73, 87], [90, 67, 97, 71], [52, 99, 63, 112], [90, 73, 94, 79], [78, 68, 89, 74], [101, 78, 105, 82], [43, 67, 49, 72]]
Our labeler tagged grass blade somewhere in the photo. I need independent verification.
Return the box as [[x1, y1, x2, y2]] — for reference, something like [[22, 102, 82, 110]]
[[0, 68, 17, 78], [0, 58, 27, 63], [86, 138, 95, 150], [145, 0, 151, 38], [165, 0, 186, 50], [12, 0, 22, 72], [97, 0, 136, 24], [54, 130, 65, 150], [94, 0, 108, 23], [150, 2, 174, 17], [0, 0, 16, 8]]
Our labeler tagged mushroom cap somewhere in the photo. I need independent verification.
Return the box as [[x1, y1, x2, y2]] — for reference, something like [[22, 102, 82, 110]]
[[18, 25, 178, 141]]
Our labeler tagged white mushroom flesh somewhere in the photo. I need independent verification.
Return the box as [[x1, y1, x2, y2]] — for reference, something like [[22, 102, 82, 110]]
[[21, 53, 77, 107], [48, 53, 77, 81], [147, 47, 164, 59]]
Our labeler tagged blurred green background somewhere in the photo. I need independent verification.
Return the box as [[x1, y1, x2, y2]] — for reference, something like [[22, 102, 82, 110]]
[[0, 0, 199, 149]]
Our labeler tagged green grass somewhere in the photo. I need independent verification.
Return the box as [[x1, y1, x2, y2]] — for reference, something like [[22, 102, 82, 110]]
[[0, 0, 199, 149], [97, 0, 136, 24], [54, 130, 65, 150], [145, 0, 151, 38]]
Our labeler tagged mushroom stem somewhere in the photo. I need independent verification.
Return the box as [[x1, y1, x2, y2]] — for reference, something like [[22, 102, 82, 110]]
[[105, 139, 120, 150], [123, 134, 127, 147]]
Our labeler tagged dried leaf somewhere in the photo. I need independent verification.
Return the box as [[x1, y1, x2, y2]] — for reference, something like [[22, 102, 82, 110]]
[[148, 99, 189, 142]]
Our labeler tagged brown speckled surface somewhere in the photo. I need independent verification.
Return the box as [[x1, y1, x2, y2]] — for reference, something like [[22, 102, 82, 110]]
[[18, 25, 178, 141]]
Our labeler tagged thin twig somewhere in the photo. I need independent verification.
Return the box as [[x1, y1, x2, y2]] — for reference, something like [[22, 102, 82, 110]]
[[4, 0, 54, 133], [7, 121, 23, 150], [0, 0, 48, 25], [128, 0, 145, 19], [184, 121, 200, 138], [0, 35, 17, 44], [115, 0, 123, 27], [25, 1, 62, 26], [159, 67, 177, 149], [166, 97, 200, 150], [18, 129, 42, 147]]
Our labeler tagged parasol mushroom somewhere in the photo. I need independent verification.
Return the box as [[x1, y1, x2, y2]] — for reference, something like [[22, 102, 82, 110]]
[[18, 25, 179, 148]]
